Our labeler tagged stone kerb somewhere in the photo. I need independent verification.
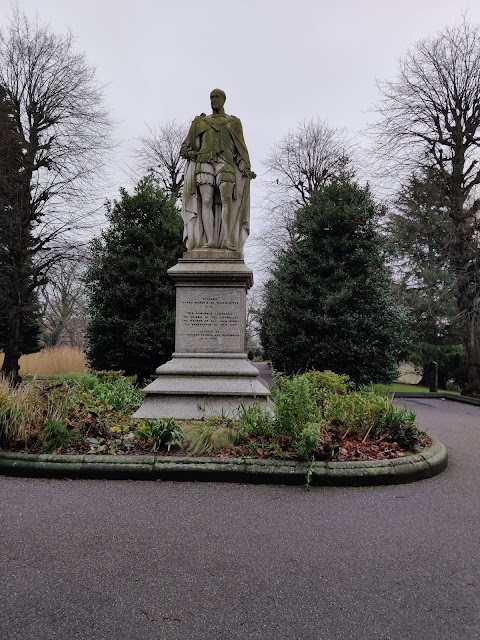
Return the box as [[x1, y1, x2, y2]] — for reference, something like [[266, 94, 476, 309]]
[[0, 436, 448, 485]]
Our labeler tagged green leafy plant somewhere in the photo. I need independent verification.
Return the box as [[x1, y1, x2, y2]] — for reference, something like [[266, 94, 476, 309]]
[[378, 403, 418, 450], [40, 419, 80, 453], [92, 379, 142, 411], [85, 437, 109, 453], [135, 418, 183, 452], [322, 390, 419, 447], [150, 419, 183, 452], [304, 370, 352, 395], [272, 373, 320, 437], [72, 372, 102, 392], [244, 436, 293, 459], [446, 378, 460, 392], [322, 391, 388, 439], [71, 375, 142, 413], [91, 370, 125, 382], [238, 402, 275, 438], [296, 423, 325, 460], [362, 383, 394, 398]]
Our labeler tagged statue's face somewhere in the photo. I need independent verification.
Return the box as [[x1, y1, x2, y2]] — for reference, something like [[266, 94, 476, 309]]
[[210, 90, 225, 111]]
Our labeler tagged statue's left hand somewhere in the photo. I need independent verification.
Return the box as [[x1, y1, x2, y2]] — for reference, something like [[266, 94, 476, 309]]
[[242, 169, 257, 179]]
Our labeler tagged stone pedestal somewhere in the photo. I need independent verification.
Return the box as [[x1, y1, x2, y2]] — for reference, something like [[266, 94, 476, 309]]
[[134, 252, 271, 420]]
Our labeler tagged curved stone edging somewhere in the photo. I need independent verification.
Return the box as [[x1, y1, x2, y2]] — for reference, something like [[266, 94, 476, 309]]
[[394, 391, 480, 406], [0, 436, 447, 486]]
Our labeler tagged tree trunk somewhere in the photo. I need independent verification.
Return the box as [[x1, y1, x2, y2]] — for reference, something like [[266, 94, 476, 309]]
[[460, 309, 480, 395], [0, 311, 23, 385], [449, 214, 480, 395]]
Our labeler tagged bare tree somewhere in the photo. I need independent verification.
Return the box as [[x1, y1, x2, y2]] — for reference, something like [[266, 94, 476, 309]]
[[246, 286, 264, 348], [264, 117, 351, 207], [135, 120, 187, 200], [39, 247, 89, 348], [373, 19, 480, 393], [254, 118, 352, 273], [0, 10, 112, 382]]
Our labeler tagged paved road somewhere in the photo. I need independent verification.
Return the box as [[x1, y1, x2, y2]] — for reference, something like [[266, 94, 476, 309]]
[[253, 360, 274, 388], [0, 398, 479, 640]]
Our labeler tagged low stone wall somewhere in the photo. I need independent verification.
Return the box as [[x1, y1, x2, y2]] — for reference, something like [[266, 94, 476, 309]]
[[0, 437, 447, 486]]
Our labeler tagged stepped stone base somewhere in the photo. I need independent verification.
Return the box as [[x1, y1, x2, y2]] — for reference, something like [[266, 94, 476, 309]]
[[133, 354, 271, 420], [133, 256, 272, 421]]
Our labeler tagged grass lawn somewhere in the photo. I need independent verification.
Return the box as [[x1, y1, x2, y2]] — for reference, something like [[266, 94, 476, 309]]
[[374, 383, 459, 395]]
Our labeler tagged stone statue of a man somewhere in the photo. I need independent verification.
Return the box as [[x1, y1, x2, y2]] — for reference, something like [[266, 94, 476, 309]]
[[180, 89, 256, 252]]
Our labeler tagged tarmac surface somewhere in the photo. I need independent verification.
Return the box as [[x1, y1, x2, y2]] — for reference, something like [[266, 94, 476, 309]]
[[0, 397, 479, 640], [253, 360, 274, 388]]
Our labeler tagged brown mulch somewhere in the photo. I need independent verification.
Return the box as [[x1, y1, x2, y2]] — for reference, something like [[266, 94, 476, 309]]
[[327, 434, 431, 462], [7, 433, 432, 463], [233, 434, 431, 462]]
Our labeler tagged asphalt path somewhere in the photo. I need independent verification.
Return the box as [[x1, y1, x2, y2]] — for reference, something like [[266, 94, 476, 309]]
[[253, 360, 274, 389], [0, 398, 479, 640]]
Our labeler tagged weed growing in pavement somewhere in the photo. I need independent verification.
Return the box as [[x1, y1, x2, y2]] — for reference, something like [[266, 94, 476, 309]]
[[305, 461, 316, 490]]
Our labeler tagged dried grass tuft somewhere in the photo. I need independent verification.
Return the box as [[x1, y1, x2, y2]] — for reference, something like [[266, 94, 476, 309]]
[[0, 377, 44, 445], [0, 346, 87, 376], [183, 421, 238, 456]]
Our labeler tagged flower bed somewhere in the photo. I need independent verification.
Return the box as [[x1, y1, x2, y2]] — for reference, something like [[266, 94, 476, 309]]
[[0, 370, 429, 463]]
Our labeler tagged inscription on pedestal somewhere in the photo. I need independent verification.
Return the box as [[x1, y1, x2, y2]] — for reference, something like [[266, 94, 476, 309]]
[[176, 287, 245, 353]]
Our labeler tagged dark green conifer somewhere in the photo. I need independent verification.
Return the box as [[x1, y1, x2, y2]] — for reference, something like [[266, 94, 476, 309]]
[[261, 175, 408, 384], [86, 175, 184, 382]]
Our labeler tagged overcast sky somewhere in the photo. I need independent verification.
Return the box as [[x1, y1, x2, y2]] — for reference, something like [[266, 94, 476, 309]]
[[3, 0, 480, 268]]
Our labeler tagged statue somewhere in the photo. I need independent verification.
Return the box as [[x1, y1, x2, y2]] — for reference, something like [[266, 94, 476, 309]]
[[180, 89, 256, 252]]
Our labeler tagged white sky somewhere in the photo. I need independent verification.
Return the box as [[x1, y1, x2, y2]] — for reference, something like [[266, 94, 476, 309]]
[[3, 0, 480, 268]]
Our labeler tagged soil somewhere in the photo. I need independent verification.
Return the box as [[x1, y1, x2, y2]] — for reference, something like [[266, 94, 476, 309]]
[[233, 434, 432, 462], [18, 433, 431, 462]]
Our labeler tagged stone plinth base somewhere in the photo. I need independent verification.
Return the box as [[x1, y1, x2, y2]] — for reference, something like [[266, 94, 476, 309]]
[[133, 354, 271, 420], [133, 256, 272, 420]]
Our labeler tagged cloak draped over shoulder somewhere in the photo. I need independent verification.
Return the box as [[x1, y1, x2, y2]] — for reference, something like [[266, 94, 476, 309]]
[[181, 114, 253, 252]]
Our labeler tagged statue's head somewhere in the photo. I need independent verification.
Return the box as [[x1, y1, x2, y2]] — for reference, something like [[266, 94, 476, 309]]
[[210, 88, 226, 111]]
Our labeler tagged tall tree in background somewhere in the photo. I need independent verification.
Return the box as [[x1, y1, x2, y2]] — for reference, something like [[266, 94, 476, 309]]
[[134, 120, 187, 200], [86, 176, 184, 383], [375, 19, 480, 393], [256, 118, 351, 272], [0, 10, 111, 383], [264, 118, 350, 207], [388, 167, 464, 386], [38, 249, 89, 348], [0, 85, 41, 377], [261, 176, 408, 384]]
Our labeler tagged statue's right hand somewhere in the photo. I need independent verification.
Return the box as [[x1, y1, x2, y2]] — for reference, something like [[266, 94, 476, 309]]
[[180, 146, 196, 161]]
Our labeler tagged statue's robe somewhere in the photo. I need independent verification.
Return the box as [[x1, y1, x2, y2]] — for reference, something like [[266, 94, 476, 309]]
[[181, 114, 252, 251]]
